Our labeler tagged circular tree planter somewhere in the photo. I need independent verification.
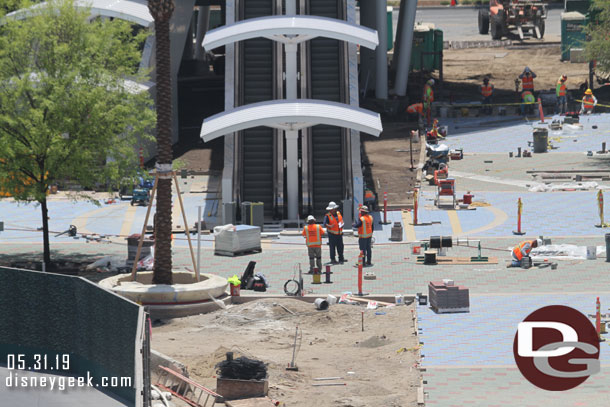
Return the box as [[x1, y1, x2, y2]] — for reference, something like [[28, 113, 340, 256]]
[[99, 271, 229, 319]]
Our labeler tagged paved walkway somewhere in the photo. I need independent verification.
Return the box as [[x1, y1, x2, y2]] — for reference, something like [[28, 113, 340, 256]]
[[2, 114, 610, 406]]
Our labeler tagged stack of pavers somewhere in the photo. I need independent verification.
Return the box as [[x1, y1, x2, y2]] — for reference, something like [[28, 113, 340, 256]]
[[214, 224, 262, 256], [428, 279, 470, 313]]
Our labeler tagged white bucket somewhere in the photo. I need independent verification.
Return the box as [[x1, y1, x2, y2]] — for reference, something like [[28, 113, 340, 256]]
[[439, 107, 448, 118], [586, 246, 597, 260], [395, 295, 404, 305], [326, 294, 337, 305], [314, 298, 329, 310]]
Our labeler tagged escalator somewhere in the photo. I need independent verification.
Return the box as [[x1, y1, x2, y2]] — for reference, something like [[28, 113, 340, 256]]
[[308, 0, 346, 216], [239, 0, 276, 217]]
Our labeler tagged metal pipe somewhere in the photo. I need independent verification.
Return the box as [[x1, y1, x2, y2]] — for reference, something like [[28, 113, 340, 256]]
[[375, 0, 388, 99], [394, 0, 419, 96], [360, 0, 376, 93], [195, 6, 210, 61], [285, 37, 299, 221], [286, 130, 299, 221], [197, 206, 202, 281]]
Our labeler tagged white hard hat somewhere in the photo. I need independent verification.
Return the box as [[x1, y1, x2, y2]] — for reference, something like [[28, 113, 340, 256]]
[[326, 201, 338, 211], [360, 205, 369, 213], [307, 215, 316, 222], [536, 238, 543, 247], [428, 79, 435, 85]]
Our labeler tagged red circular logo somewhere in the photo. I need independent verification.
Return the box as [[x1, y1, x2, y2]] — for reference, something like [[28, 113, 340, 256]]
[[513, 305, 600, 391]]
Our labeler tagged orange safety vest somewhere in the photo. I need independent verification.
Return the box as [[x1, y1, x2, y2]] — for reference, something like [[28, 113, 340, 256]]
[[407, 103, 424, 115], [358, 214, 373, 238], [481, 84, 493, 97], [522, 75, 534, 90], [583, 95, 595, 109], [326, 212, 343, 235], [512, 240, 535, 261], [557, 81, 567, 97], [303, 224, 323, 248]]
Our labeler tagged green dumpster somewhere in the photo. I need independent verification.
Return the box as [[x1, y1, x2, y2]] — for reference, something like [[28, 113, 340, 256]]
[[433, 29, 443, 70], [561, 11, 586, 61], [411, 23, 435, 71]]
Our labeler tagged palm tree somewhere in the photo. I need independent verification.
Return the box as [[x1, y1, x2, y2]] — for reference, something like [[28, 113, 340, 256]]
[[148, 0, 174, 285]]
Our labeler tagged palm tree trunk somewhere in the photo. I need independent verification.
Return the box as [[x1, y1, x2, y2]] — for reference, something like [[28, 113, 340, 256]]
[[149, 0, 174, 285]]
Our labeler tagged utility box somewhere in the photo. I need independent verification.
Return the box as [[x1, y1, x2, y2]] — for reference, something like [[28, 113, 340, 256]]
[[561, 12, 587, 61], [390, 222, 403, 241], [241, 201, 264, 231], [341, 199, 353, 232], [223, 202, 237, 225]]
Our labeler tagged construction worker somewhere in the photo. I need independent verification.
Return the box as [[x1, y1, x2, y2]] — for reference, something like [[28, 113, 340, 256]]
[[353, 205, 374, 267], [323, 201, 345, 264], [521, 90, 536, 116], [507, 238, 542, 268], [556, 75, 568, 115], [519, 67, 537, 94], [423, 78, 435, 126], [407, 102, 425, 131], [580, 88, 598, 114], [364, 189, 377, 211], [302, 215, 324, 274], [480, 77, 494, 115], [426, 119, 445, 143]]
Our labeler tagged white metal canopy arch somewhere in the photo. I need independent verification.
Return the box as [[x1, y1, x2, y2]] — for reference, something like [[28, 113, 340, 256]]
[[200, 100, 382, 143], [4, 0, 153, 27], [202, 15, 378, 51]]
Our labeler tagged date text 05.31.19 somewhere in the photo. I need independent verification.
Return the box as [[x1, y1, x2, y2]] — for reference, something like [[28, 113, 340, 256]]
[[7, 354, 70, 371]]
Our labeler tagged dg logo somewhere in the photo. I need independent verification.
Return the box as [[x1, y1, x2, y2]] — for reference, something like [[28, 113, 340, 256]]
[[513, 305, 600, 391]]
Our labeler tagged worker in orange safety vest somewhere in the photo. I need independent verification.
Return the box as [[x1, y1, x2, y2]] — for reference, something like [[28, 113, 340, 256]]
[[323, 201, 346, 264], [480, 77, 494, 115], [556, 75, 568, 115], [580, 88, 598, 114], [353, 205, 374, 267], [521, 90, 536, 116], [407, 102, 426, 131], [508, 238, 541, 267], [519, 67, 537, 93], [302, 215, 325, 274]]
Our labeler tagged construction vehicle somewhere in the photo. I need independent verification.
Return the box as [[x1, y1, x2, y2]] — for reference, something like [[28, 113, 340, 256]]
[[478, 0, 547, 40], [130, 188, 150, 206]]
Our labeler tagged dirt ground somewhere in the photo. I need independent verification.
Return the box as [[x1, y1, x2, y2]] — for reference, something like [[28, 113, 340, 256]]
[[152, 298, 420, 407], [362, 125, 421, 208], [442, 45, 591, 97]]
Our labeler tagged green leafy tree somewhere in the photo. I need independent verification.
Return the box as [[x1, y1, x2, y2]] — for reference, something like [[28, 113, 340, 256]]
[[586, 0, 610, 73], [0, 0, 155, 270]]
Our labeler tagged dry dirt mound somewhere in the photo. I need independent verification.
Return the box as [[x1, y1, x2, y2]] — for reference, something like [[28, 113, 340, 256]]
[[152, 298, 421, 407]]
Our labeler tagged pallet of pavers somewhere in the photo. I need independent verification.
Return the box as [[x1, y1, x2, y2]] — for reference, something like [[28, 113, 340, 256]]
[[214, 224, 262, 257], [428, 280, 469, 314]]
